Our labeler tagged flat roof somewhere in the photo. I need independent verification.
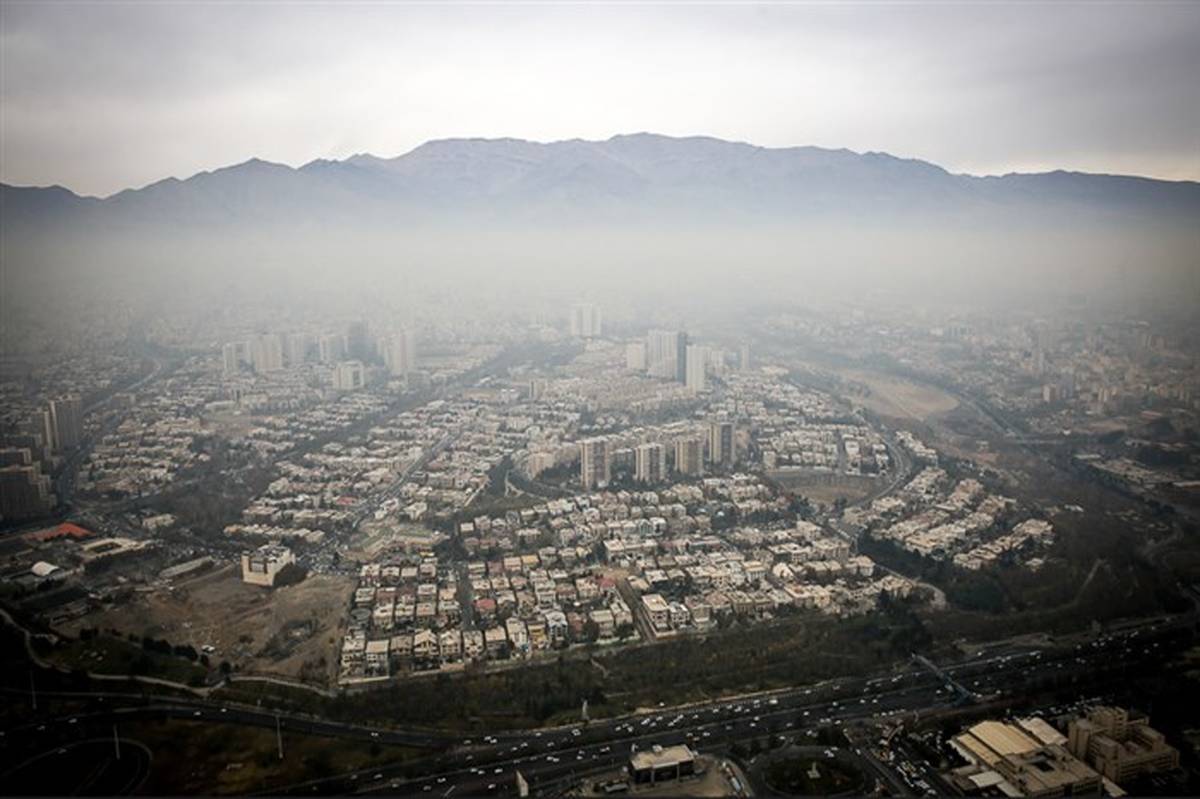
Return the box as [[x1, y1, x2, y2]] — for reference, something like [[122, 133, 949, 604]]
[[967, 720, 1040, 756], [1017, 717, 1067, 747], [630, 745, 695, 771]]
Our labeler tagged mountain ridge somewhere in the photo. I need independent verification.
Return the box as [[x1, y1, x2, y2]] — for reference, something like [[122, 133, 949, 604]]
[[2, 133, 1198, 232]]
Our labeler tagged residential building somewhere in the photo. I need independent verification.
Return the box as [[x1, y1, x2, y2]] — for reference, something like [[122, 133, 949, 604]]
[[333, 360, 366, 391], [250, 333, 284, 373], [709, 420, 735, 465], [569, 303, 603, 338], [674, 437, 704, 477], [240, 544, 296, 587], [318, 333, 346, 363], [0, 463, 55, 520], [49, 395, 83, 451], [635, 442, 666, 484], [222, 342, 242, 375], [625, 340, 647, 371], [385, 329, 417, 376], [580, 437, 610, 490], [685, 344, 707, 393]]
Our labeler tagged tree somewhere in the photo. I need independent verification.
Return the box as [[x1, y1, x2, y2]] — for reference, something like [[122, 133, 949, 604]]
[[581, 620, 601, 644]]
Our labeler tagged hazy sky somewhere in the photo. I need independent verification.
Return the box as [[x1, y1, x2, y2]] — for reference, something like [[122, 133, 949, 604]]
[[2, 2, 1198, 197]]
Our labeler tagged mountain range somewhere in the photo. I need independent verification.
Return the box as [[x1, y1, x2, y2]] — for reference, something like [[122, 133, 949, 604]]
[[3, 133, 1198, 232]]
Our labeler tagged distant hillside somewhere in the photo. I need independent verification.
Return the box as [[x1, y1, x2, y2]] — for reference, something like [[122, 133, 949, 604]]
[[4, 133, 1198, 231]]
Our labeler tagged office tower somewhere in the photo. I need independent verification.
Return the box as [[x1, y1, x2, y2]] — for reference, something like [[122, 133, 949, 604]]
[[625, 340, 647, 371], [346, 321, 371, 361], [674, 437, 704, 477], [740, 342, 752, 372], [250, 333, 284, 373], [222, 342, 241, 375], [569, 303, 602, 338], [634, 442, 666, 484], [685, 344, 707, 393], [709, 420, 735, 466], [0, 463, 55, 520], [318, 333, 346, 364], [385, 329, 417, 377], [284, 333, 310, 366], [49, 395, 83, 451], [333, 360, 366, 391], [579, 437, 610, 490]]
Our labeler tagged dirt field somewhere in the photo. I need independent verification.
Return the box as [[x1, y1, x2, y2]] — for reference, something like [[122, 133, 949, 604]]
[[840, 369, 959, 421], [63, 565, 354, 684], [768, 471, 880, 504], [116, 718, 419, 794]]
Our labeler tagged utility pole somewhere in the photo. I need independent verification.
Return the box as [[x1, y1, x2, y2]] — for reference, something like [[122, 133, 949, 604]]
[[113, 724, 121, 760], [276, 714, 284, 760], [29, 669, 36, 711]]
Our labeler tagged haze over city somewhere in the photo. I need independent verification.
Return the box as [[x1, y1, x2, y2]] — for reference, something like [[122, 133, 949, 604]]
[[1, 2, 1198, 798]]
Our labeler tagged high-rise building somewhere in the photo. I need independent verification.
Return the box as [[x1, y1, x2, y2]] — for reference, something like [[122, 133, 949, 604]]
[[318, 334, 346, 364], [569, 303, 602, 338], [674, 437, 704, 477], [646, 330, 687, 381], [685, 344, 707, 393], [739, 342, 752, 372], [284, 333, 310, 366], [346, 321, 371, 361], [333, 360, 366, 391], [0, 463, 55, 520], [676, 332, 689, 383], [635, 442, 666, 484], [49, 395, 83, 451], [580, 437, 610, 490], [625, 340, 647, 371], [709, 420, 735, 465], [29, 409, 57, 456], [385, 330, 417, 377], [250, 334, 284, 373], [222, 342, 241, 375]]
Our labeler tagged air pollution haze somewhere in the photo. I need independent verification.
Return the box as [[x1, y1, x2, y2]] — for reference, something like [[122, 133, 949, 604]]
[[4, 133, 1198, 316], [1, 3, 1199, 798]]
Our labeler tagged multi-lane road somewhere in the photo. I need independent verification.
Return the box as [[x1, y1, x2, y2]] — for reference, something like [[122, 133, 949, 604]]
[[6, 611, 1190, 796], [339, 615, 1190, 797]]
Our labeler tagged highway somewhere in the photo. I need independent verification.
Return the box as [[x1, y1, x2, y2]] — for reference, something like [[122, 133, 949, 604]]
[[9, 611, 1184, 795], [312, 613, 1196, 796]]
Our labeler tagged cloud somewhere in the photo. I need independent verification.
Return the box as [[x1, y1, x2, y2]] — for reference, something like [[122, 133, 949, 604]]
[[1, 1, 1197, 196]]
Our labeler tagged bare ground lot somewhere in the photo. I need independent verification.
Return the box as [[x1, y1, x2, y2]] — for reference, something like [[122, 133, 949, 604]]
[[767, 471, 880, 505], [61, 565, 354, 684], [839, 369, 960, 421], [115, 718, 419, 795]]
